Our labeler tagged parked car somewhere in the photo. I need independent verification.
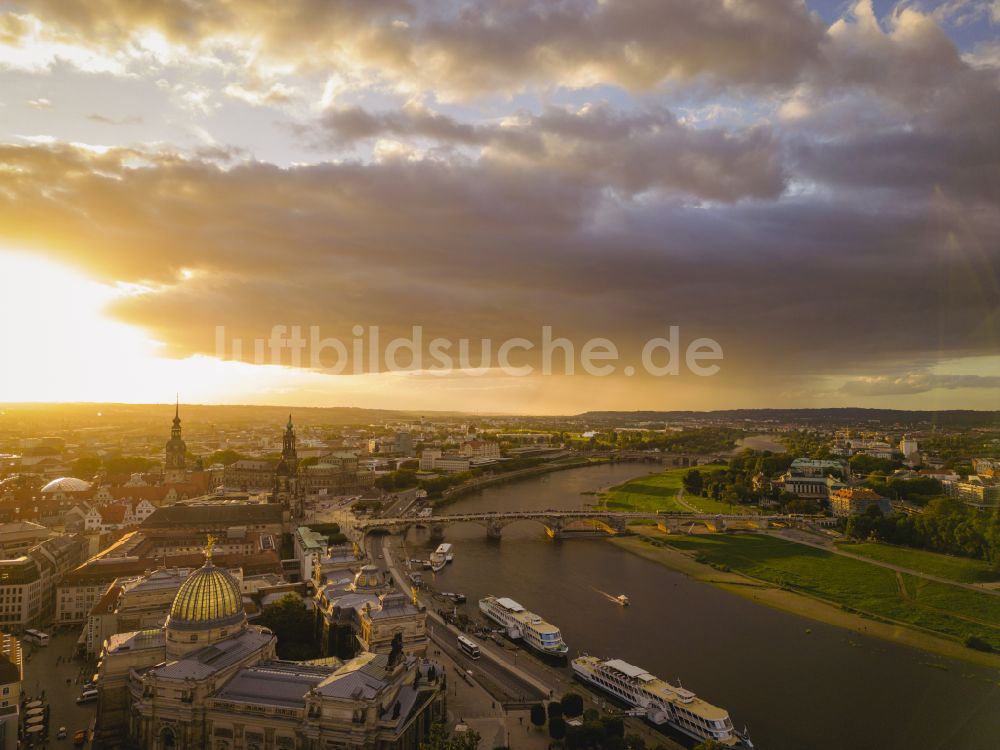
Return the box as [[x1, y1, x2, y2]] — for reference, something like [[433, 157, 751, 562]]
[[75, 688, 98, 704], [57, 726, 67, 739], [73, 728, 88, 745]]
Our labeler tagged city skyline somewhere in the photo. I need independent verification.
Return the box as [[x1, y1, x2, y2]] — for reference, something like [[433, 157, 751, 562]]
[[1, 0, 998, 413]]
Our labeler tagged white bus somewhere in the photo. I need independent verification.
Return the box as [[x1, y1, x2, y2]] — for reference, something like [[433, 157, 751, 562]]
[[457, 634, 480, 660], [24, 629, 49, 646]]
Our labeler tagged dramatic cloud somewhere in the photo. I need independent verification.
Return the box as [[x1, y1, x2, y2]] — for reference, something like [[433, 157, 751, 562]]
[[785, 1, 1000, 203], [1, 0, 826, 95], [0, 142, 996, 395], [315, 103, 786, 201], [841, 373, 1000, 396]]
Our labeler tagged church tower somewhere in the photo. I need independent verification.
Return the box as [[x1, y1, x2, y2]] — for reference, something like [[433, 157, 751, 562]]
[[164, 397, 187, 484], [273, 415, 302, 516]]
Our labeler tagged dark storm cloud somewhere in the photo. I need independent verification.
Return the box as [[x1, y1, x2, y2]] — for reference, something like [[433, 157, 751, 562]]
[[315, 103, 786, 201], [783, 3, 1000, 205]]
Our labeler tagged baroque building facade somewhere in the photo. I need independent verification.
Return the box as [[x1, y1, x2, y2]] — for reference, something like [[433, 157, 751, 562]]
[[93, 546, 444, 750]]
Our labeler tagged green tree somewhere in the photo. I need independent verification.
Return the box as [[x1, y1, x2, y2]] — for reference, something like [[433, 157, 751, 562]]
[[257, 594, 318, 660], [560, 692, 584, 718], [208, 449, 245, 466], [682, 469, 704, 496], [547, 701, 563, 721], [530, 703, 546, 728], [103, 455, 157, 475], [549, 717, 567, 741], [600, 716, 624, 739], [70, 455, 101, 480], [421, 723, 482, 750]]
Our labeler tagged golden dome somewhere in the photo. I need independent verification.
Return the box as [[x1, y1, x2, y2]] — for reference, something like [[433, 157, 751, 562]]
[[168, 560, 244, 628], [352, 564, 383, 592]]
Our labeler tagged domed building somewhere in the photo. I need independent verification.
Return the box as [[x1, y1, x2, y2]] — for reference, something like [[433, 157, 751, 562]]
[[164, 548, 248, 658], [352, 563, 384, 592], [94, 546, 443, 750], [40, 476, 92, 494]]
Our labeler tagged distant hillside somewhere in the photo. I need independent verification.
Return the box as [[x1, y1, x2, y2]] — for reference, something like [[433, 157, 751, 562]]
[[0, 402, 470, 433], [574, 408, 1000, 429]]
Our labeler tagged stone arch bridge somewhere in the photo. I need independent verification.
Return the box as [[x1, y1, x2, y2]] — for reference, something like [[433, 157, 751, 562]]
[[353, 510, 788, 541]]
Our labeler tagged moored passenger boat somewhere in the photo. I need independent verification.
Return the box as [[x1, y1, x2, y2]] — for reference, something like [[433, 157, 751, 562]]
[[572, 656, 752, 747], [478, 595, 568, 657], [429, 543, 452, 572]]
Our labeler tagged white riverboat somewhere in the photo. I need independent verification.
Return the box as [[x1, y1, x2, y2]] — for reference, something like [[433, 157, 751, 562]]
[[429, 543, 452, 572], [478, 595, 568, 657], [572, 655, 752, 747]]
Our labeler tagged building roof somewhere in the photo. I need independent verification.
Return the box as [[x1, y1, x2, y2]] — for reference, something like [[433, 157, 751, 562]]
[[0, 520, 49, 536], [314, 652, 390, 699], [40, 477, 91, 494], [106, 628, 166, 655], [89, 584, 124, 616], [99, 504, 129, 525], [831, 487, 885, 501], [0, 660, 20, 686], [295, 526, 327, 551], [143, 502, 283, 528], [213, 661, 333, 708], [366, 593, 419, 620], [150, 627, 272, 681]]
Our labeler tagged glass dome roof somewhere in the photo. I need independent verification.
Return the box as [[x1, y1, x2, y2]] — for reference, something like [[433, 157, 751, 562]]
[[168, 560, 244, 627], [40, 477, 91, 493]]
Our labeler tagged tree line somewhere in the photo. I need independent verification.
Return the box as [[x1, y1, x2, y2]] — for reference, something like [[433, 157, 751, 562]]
[[845, 498, 1000, 568]]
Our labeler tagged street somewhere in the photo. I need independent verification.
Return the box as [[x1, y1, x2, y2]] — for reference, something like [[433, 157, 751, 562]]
[[22, 631, 96, 747]]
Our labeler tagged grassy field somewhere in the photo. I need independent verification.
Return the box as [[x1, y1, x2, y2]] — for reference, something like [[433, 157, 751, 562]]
[[838, 542, 1000, 584], [683, 493, 759, 515], [598, 468, 688, 512], [662, 533, 1000, 650], [599, 464, 757, 515]]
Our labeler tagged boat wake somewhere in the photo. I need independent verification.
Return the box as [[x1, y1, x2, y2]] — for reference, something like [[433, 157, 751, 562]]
[[592, 587, 625, 605]]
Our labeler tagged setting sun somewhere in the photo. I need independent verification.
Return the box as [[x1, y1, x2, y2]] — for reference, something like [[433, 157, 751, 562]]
[[0, 251, 162, 401]]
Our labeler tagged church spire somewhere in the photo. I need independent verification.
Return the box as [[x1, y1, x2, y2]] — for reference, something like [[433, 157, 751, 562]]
[[171, 394, 181, 434], [165, 395, 187, 482]]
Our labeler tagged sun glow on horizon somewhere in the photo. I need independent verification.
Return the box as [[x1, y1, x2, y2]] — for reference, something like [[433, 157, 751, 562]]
[[0, 251, 532, 409], [0, 250, 344, 404]]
